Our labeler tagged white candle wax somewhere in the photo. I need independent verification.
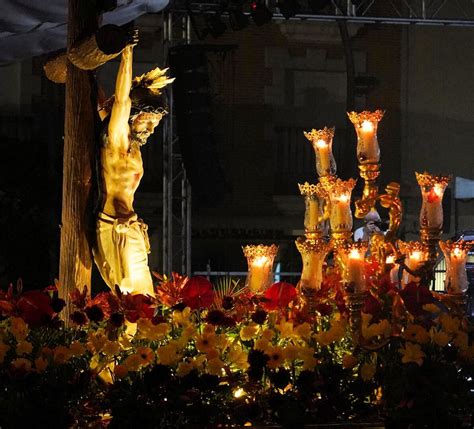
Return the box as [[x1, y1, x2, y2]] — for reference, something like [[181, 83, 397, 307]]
[[447, 248, 468, 294], [248, 256, 270, 293], [330, 194, 352, 232], [357, 120, 379, 163], [347, 248, 366, 293], [315, 139, 331, 174]]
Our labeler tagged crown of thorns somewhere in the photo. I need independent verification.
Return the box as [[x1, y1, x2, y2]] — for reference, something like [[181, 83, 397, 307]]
[[99, 67, 175, 118]]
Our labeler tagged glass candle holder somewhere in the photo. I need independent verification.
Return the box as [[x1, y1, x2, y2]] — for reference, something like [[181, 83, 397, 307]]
[[339, 242, 369, 293], [298, 182, 326, 239], [327, 178, 356, 234], [242, 244, 279, 293], [304, 127, 337, 177], [295, 237, 330, 290], [416, 172, 450, 231], [439, 240, 473, 294], [385, 255, 400, 286], [398, 241, 429, 287], [347, 110, 384, 164]]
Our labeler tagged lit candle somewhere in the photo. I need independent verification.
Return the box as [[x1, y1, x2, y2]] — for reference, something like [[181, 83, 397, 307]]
[[299, 182, 326, 239], [346, 247, 367, 293], [327, 178, 356, 234], [296, 238, 330, 290], [386, 255, 399, 286], [249, 256, 270, 293], [398, 242, 429, 288], [242, 244, 279, 293], [416, 172, 450, 231], [315, 139, 331, 174], [440, 241, 472, 294], [347, 110, 384, 164], [304, 127, 337, 177]]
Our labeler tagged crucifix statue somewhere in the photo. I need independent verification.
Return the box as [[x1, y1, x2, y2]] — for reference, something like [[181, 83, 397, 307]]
[[93, 33, 174, 295]]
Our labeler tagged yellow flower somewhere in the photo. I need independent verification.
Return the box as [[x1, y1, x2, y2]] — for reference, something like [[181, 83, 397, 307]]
[[439, 314, 461, 335], [53, 346, 71, 365], [195, 332, 216, 353], [276, 319, 294, 339], [207, 357, 225, 375], [88, 330, 107, 353], [328, 320, 346, 342], [215, 334, 230, 352], [69, 341, 86, 357], [123, 354, 142, 371], [181, 325, 197, 341], [156, 344, 181, 366], [11, 358, 32, 372], [240, 324, 259, 341], [294, 323, 312, 340], [399, 342, 425, 366], [302, 354, 318, 371], [0, 342, 10, 364], [136, 346, 154, 366], [342, 354, 358, 369], [34, 356, 48, 373], [254, 338, 270, 352], [314, 330, 332, 347], [137, 319, 170, 341], [10, 318, 28, 341], [114, 364, 129, 379], [206, 348, 220, 360], [172, 307, 192, 326], [363, 319, 392, 339], [102, 340, 121, 357], [261, 329, 275, 341], [177, 360, 194, 377], [283, 344, 299, 361], [266, 346, 284, 369], [403, 324, 430, 344], [360, 362, 376, 381], [227, 346, 249, 370], [430, 328, 450, 347], [203, 324, 215, 335], [16, 341, 33, 356], [119, 334, 133, 350]]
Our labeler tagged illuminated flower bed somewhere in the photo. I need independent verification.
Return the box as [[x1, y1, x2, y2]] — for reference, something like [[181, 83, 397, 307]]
[[0, 270, 473, 428]]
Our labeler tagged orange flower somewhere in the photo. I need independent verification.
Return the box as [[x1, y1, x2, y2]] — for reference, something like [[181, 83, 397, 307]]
[[136, 346, 154, 366]]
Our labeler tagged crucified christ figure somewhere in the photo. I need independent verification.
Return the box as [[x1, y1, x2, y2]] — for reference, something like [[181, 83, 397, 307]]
[[93, 33, 174, 295]]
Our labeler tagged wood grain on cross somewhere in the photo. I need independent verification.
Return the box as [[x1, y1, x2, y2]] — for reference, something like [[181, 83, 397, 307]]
[[59, 0, 98, 322]]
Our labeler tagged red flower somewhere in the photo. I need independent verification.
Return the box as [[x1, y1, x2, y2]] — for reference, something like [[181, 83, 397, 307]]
[[120, 293, 155, 322], [262, 282, 297, 311], [16, 290, 54, 327], [180, 276, 214, 310], [363, 293, 383, 319], [88, 292, 120, 318], [399, 282, 435, 318], [154, 272, 188, 307]]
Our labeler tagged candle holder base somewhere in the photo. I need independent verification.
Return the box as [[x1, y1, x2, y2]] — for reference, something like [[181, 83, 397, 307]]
[[301, 286, 318, 313], [345, 292, 367, 344], [330, 231, 353, 249], [420, 227, 441, 266]]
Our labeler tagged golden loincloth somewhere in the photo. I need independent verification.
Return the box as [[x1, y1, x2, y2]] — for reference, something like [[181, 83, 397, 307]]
[[93, 212, 154, 296]]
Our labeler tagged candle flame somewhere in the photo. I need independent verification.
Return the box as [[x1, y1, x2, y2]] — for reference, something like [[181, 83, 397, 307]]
[[335, 193, 350, 203], [349, 248, 363, 260], [316, 139, 328, 148], [386, 255, 395, 264], [253, 256, 268, 267], [453, 247, 463, 258], [233, 388, 246, 398], [361, 120, 374, 132], [411, 250, 422, 261], [433, 184, 444, 198]]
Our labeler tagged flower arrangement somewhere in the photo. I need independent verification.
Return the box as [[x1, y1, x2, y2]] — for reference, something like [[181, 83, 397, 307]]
[[0, 267, 473, 428]]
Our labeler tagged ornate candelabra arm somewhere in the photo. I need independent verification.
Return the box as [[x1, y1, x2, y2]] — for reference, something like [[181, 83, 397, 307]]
[[358, 163, 381, 208], [379, 182, 402, 242]]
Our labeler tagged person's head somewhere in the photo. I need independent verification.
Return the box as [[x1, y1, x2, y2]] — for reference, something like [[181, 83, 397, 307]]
[[129, 109, 165, 146], [364, 210, 381, 233]]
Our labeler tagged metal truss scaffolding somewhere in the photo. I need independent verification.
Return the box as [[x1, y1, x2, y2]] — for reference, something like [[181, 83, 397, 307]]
[[180, 0, 474, 27], [162, 11, 192, 277]]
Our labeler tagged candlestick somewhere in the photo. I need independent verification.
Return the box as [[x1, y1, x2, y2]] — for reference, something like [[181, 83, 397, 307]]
[[326, 178, 356, 246], [298, 182, 327, 239], [304, 127, 337, 177], [385, 255, 400, 286], [347, 110, 384, 164], [295, 237, 330, 290], [416, 172, 450, 232], [242, 244, 279, 293], [338, 242, 369, 294], [398, 241, 429, 288], [439, 240, 473, 295]]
